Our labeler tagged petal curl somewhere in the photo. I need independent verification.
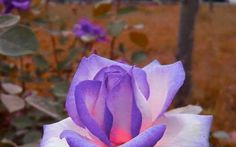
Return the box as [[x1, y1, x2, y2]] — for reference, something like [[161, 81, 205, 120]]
[[154, 114, 213, 147], [120, 124, 166, 147], [143, 61, 185, 120], [74, 80, 111, 146], [40, 118, 90, 147], [60, 130, 98, 147], [131, 69, 152, 131]]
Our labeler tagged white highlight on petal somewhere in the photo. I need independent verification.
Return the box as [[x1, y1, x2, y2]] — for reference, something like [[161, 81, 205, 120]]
[[41, 137, 69, 147], [154, 114, 213, 147]]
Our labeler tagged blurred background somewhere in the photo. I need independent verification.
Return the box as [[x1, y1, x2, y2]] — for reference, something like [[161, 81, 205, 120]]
[[0, 0, 235, 146]]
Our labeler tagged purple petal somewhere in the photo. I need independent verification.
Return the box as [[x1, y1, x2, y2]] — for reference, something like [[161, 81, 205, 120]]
[[74, 80, 111, 146], [40, 118, 91, 147], [12, 1, 29, 10], [155, 114, 212, 147], [132, 67, 150, 99], [66, 55, 130, 126], [131, 69, 152, 131], [106, 73, 142, 144], [60, 130, 98, 147], [93, 65, 127, 81], [143, 61, 185, 120], [92, 81, 113, 137], [120, 125, 166, 147]]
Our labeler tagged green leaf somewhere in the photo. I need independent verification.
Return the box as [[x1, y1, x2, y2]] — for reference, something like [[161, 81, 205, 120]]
[[0, 25, 39, 56], [117, 6, 137, 15], [57, 48, 81, 71], [52, 81, 69, 98], [0, 94, 25, 113], [0, 15, 20, 29], [11, 116, 34, 129], [23, 130, 41, 144], [213, 131, 230, 140], [32, 54, 49, 71], [107, 21, 125, 37], [25, 95, 61, 120], [129, 32, 149, 48], [131, 51, 147, 64]]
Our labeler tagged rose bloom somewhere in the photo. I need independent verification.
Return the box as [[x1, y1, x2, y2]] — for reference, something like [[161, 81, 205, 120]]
[[41, 54, 212, 147], [0, 0, 30, 14], [73, 19, 106, 43]]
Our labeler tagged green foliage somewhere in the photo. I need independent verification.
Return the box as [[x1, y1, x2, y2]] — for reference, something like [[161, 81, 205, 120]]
[[107, 21, 125, 37], [32, 54, 49, 71], [0, 15, 20, 29], [131, 51, 147, 64], [0, 25, 39, 56]]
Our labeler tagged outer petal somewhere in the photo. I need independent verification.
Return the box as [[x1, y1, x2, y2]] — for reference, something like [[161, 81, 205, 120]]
[[40, 118, 91, 147], [66, 55, 129, 126], [41, 138, 69, 147], [143, 61, 185, 120], [166, 105, 203, 115], [74, 80, 111, 146], [60, 130, 98, 147], [154, 114, 213, 147], [120, 124, 166, 147]]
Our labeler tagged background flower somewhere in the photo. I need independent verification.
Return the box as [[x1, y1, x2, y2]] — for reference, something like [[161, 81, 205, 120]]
[[41, 54, 212, 147], [73, 18, 106, 43], [0, 0, 30, 14]]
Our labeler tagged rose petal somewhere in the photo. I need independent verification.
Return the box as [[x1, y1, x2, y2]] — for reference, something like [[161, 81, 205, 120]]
[[143, 61, 185, 120], [60, 130, 98, 147], [40, 118, 90, 147], [131, 69, 152, 131], [120, 124, 166, 147], [132, 68, 150, 99], [66, 55, 129, 126], [74, 80, 111, 146], [166, 105, 203, 115], [40, 137, 69, 147], [12, 1, 29, 10], [154, 114, 212, 147], [106, 73, 142, 144]]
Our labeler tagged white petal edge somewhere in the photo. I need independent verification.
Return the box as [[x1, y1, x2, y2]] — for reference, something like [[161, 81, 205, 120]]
[[41, 137, 69, 147], [154, 114, 213, 147], [166, 105, 203, 115], [40, 117, 91, 147], [143, 61, 185, 121]]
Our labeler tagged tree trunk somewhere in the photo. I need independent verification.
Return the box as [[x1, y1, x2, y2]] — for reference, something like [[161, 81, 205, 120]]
[[175, 0, 199, 107]]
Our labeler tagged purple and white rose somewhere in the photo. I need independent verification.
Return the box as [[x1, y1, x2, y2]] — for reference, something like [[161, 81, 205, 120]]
[[41, 54, 212, 147]]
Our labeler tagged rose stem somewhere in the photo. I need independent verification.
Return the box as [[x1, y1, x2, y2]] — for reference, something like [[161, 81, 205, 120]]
[[50, 35, 61, 77], [110, 36, 116, 59]]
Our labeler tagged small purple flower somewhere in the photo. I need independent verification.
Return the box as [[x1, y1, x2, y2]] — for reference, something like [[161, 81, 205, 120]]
[[0, 0, 30, 14], [73, 19, 106, 43], [41, 54, 212, 147]]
